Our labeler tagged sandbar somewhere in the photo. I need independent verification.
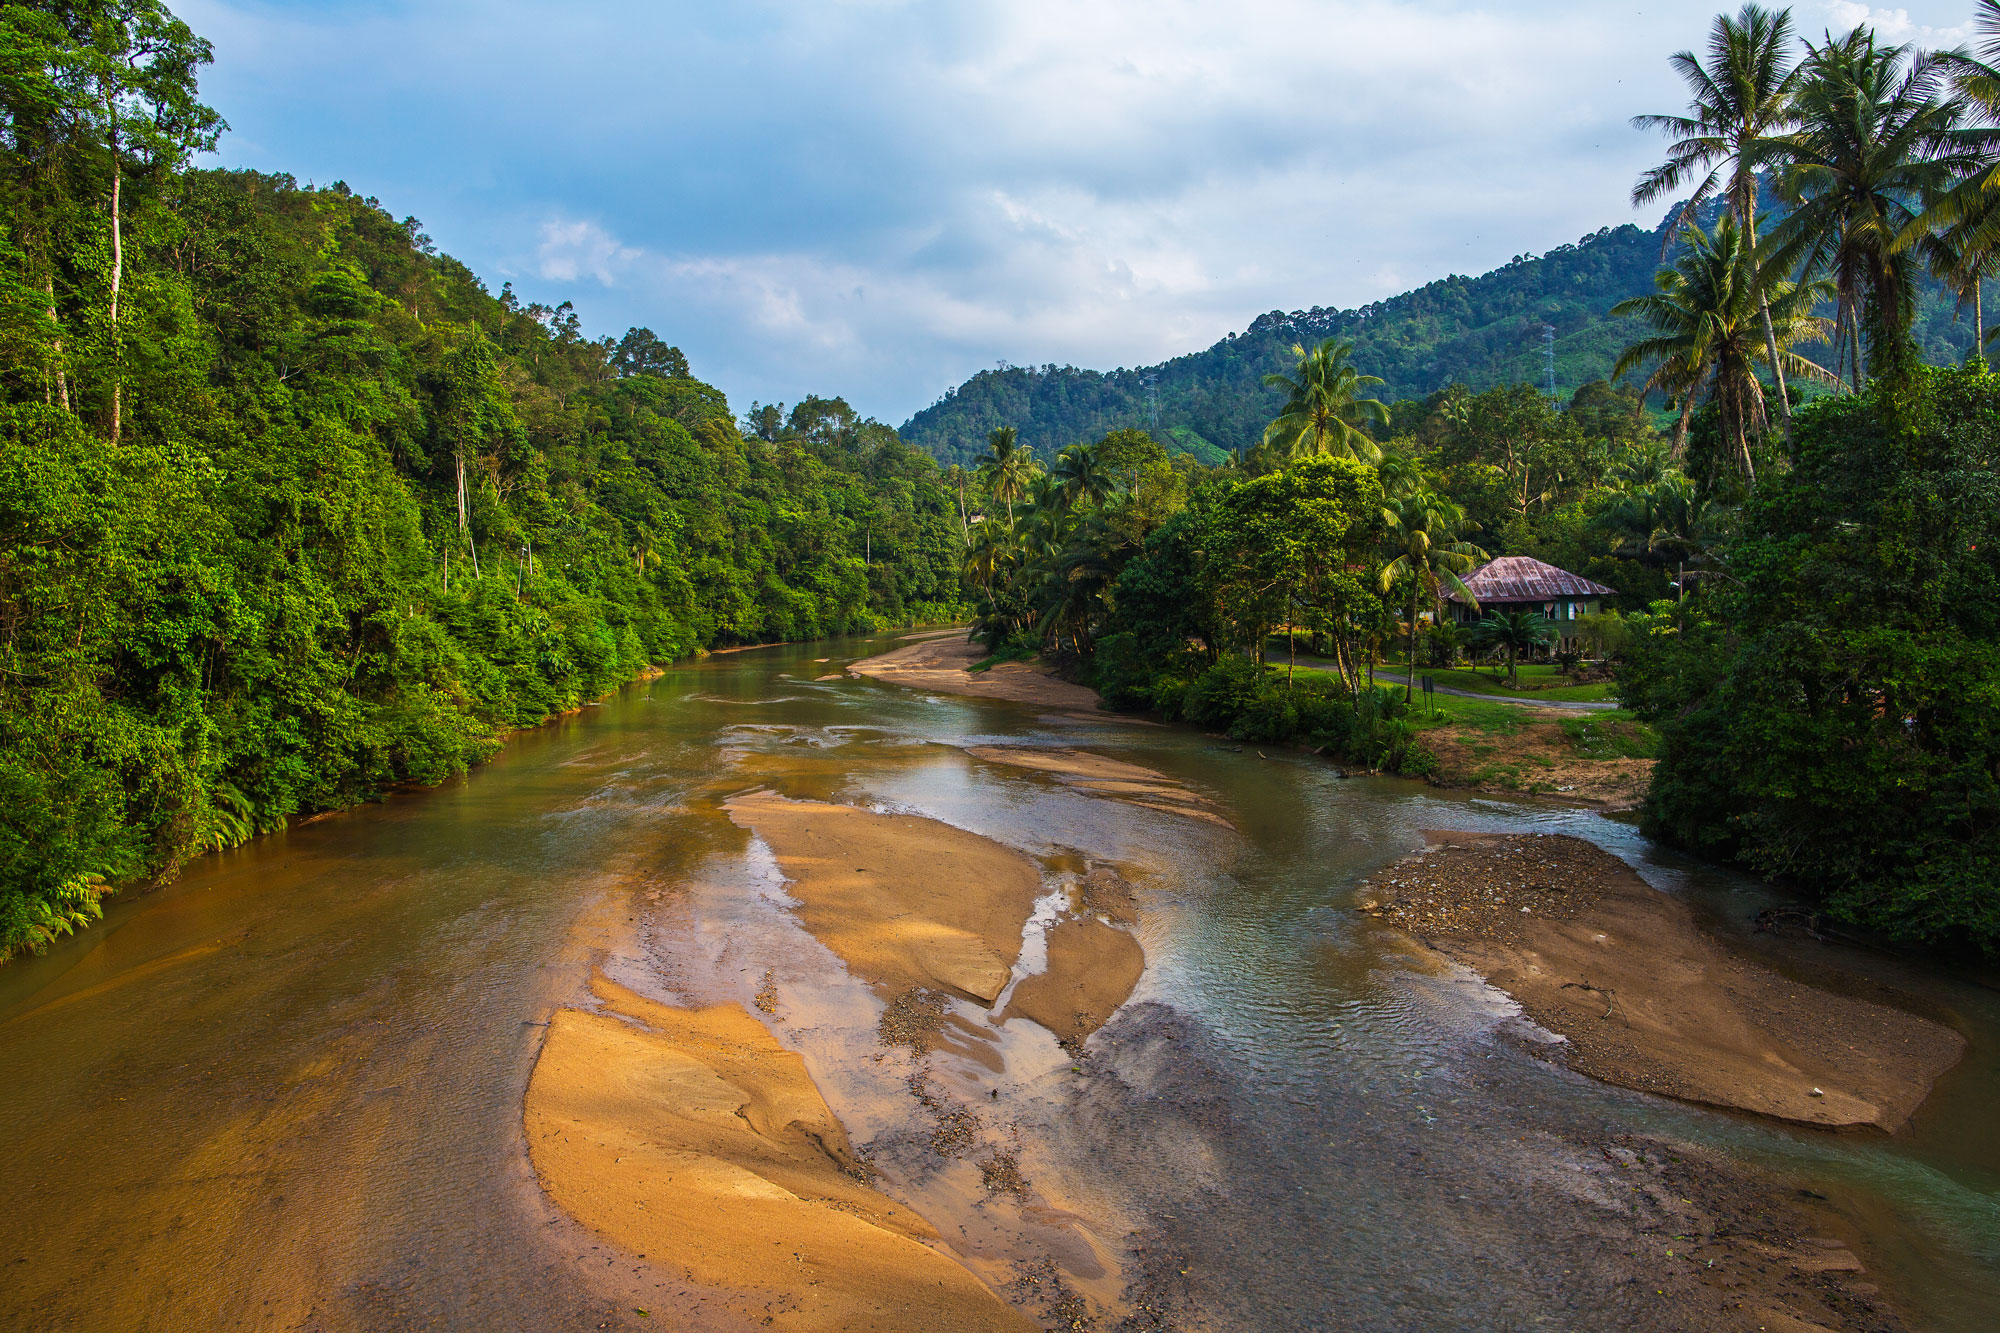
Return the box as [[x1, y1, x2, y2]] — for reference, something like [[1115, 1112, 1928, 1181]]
[[1362, 833, 1964, 1130], [848, 635, 1103, 711], [726, 791, 1044, 1003], [525, 975, 1032, 1332], [1004, 917, 1145, 1049], [963, 745, 1232, 828]]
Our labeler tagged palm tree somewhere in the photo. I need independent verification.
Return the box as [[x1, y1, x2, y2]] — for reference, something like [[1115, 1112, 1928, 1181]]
[[1632, 3, 1805, 430], [1904, 0, 2000, 361], [1912, 203, 2000, 363], [1613, 215, 1833, 483], [1469, 611, 1556, 688], [975, 426, 1035, 529], [1261, 338, 1388, 461], [1051, 442, 1114, 513], [1377, 492, 1487, 701], [1767, 29, 1979, 386]]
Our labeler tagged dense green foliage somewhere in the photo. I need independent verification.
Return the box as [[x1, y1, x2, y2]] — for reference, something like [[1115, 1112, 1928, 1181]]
[[0, 5, 963, 959], [1621, 367, 2000, 949]]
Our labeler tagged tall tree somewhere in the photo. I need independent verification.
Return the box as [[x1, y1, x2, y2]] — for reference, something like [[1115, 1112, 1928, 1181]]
[[1377, 491, 1486, 701], [1261, 338, 1388, 462], [65, 1, 223, 441], [974, 425, 1033, 529], [1768, 28, 1977, 386], [1632, 4, 1804, 433], [1613, 215, 1833, 482]]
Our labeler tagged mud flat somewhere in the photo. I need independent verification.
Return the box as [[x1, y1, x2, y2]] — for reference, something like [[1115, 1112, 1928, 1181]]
[[847, 634, 1103, 711], [724, 789, 1044, 1003], [1361, 832, 1965, 1130], [963, 744, 1232, 827], [525, 975, 1033, 1332]]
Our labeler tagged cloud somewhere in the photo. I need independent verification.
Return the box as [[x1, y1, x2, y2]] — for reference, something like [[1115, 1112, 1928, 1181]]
[[180, 0, 1979, 423], [536, 220, 638, 287]]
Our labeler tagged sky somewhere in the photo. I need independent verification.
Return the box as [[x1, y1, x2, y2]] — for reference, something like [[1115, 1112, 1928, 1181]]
[[176, 1, 1981, 425]]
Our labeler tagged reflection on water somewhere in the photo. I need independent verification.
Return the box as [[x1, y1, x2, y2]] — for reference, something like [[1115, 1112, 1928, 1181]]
[[0, 634, 1994, 1331]]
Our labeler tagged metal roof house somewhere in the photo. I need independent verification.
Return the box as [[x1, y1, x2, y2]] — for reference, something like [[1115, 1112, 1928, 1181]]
[[1446, 556, 1617, 651]]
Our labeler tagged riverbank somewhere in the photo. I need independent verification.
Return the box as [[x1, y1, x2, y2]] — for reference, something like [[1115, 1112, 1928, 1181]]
[[1361, 832, 1965, 1130]]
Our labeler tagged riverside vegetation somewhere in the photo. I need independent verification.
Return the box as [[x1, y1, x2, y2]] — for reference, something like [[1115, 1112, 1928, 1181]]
[[3, 0, 1997, 963], [958, 4, 2000, 955], [0, 3, 965, 959]]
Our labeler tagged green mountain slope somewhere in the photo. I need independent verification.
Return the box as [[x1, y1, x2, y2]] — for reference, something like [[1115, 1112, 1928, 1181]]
[[901, 207, 1990, 466]]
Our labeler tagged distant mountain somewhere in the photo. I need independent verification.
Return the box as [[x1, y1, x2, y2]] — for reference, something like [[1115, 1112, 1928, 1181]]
[[900, 206, 1987, 467]]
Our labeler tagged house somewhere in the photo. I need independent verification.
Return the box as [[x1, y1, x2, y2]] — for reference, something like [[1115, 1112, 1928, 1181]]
[[1446, 556, 1617, 654]]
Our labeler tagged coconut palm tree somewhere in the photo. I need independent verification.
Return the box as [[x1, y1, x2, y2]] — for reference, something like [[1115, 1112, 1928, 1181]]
[[1052, 442, 1114, 513], [1902, 0, 2000, 360], [1632, 3, 1805, 429], [1612, 214, 1834, 483], [1377, 492, 1487, 701], [974, 426, 1035, 529], [1261, 338, 1388, 462], [1766, 29, 1979, 386]]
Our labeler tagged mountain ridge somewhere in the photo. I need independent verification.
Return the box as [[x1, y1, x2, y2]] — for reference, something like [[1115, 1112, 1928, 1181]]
[[899, 203, 1985, 466]]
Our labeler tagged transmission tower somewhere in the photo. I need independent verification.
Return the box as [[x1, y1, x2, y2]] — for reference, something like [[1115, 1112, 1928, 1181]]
[[1143, 371, 1160, 433], [1543, 324, 1557, 400]]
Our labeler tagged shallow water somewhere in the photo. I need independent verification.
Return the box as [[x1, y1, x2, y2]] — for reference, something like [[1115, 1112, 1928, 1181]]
[[1, 634, 1994, 1331]]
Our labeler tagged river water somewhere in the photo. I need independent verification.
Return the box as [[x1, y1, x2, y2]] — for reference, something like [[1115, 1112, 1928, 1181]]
[[1, 634, 1994, 1332]]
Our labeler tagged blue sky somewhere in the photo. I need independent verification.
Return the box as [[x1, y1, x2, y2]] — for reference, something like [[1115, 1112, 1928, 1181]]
[[178, 1, 1978, 425]]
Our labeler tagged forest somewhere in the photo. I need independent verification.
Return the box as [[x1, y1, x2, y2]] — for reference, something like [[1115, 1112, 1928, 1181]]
[[956, 4, 2000, 953], [4, 0, 1998, 962], [0, 4, 965, 959]]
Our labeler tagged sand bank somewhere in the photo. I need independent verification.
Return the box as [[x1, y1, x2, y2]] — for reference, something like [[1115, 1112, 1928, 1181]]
[[525, 975, 1032, 1332], [847, 635, 1103, 711], [1004, 916, 1145, 1049], [963, 745, 1231, 827], [1362, 834, 1963, 1129], [725, 790, 1044, 1003]]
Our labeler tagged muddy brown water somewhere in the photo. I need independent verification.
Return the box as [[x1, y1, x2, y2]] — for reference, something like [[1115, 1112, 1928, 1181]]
[[1, 633, 1995, 1331]]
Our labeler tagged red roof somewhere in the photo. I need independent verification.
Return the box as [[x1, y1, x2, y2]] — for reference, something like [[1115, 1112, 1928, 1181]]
[[1448, 556, 1617, 605]]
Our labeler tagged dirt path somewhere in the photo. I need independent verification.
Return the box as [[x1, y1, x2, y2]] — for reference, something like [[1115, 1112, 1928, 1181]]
[[1361, 832, 1965, 1131]]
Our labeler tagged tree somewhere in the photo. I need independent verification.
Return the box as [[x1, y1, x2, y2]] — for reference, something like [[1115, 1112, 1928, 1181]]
[[974, 425, 1034, 529], [1051, 441, 1113, 513], [1632, 4, 1804, 431], [1767, 29, 1979, 386], [1378, 492, 1487, 701], [1906, 0, 2000, 362], [1261, 338, 1388, 462], [1469, 611, 1555, 687], [1612, 215, 1834, 481], [65, 1, 224, 441]]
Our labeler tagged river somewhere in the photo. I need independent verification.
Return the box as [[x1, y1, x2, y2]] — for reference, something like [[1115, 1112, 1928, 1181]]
[[1, 633, 1995, 1331]]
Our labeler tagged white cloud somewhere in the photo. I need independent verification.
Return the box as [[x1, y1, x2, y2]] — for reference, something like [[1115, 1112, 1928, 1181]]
[[1815, 2, 1973, 45], [535, 220, 639, 287], [183, 0, 1983, 421]]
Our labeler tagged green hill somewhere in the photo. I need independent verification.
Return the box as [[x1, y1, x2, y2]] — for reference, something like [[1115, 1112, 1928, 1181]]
[[901, 205, 1990, 466]]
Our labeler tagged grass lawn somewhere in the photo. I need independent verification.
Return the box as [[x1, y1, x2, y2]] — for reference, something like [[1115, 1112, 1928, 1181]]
[[1379, 659, 1618, 703]]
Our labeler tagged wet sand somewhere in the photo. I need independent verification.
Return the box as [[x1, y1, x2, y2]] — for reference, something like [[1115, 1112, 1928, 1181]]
[[724, 790, 1045, 1003], [847, 635, 1104, 711], [525, 974, 1033, 1332], [1362, 832, 1965, 1130], [963, 744, 1232, 827], [1004, 917, 1145, 1050]]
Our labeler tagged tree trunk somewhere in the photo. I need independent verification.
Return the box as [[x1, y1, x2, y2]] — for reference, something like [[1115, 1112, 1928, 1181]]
[[44, 274, 69, 411], [1849, 317, 1866, 393], [1287, 601, 1296, 689], [443, 549, 449, 596], [1406, 588, 1419, 703], [1759, 294, 1790, 437], [1670, 395, 1694, 458], [456, 449, 469, 540], [106, 141, 122, 444], [1976, 281, 1986, 364]]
